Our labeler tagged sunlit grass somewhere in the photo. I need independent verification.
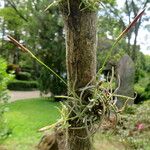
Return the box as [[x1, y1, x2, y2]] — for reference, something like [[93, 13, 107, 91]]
[[2, 98, 60, 150]]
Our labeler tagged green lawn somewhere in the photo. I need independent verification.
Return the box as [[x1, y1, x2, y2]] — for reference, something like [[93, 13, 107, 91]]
[[2, 98, 60, 150], [1, 98, 150, 150]]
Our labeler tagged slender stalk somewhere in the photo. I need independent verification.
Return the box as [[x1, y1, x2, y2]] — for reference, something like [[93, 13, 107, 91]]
[[97, 8, 145, 76], [7, 35, 67, 86]]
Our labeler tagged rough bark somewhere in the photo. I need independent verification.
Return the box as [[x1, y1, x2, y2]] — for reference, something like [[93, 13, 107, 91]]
[[68, 128, 92, 150], [60, 1, 97, 150], [60, 0, 97, 91]]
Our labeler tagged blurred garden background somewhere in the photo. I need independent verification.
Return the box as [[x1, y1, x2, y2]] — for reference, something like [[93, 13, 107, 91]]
[[0, 0, 150, 150]]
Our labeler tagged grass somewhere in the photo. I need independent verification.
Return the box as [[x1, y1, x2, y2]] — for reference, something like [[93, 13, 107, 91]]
[[94, 131, 128, 150], [1, 98, 60, 150], [1, 97, 150, 150]]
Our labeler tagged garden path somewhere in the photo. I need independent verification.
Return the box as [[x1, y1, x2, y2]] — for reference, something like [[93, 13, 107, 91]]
[[9, 91, 51, 102]]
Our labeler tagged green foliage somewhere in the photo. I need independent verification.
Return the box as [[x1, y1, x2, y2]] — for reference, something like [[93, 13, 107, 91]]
[[47, 0, 116, 11], [1, 0, 117, 97], [134, 71, 150, 103], [134, 52, 146, 83], [0, 5, 25, 64], [144, 55, 150, 72], [97, 5, 127, 70], [0, 57, 13, 141], [79, 0, 101, 10], [39, 68, 66, 96], [0, 41, 15, 61], [134, 69, 145, 83], [142, 83, 150, 100], [97, 1, 148, 84], [0, 58, 13, 95], [134, 84, 146, 103], [24, 1, 67, 96], [145, 83, 150, 92], [118, 101, 150, 149], [94, 132, 129, 150], [94, 101, 150, 150], [2, 0, 67, 95], [2, 98, 60, 150], [0, 7, 23, 30], [134, 84, 145, 95], [16, 72, 32, 81], [0, 0, 67, 96], [123, 105, 136, 115], [7, 80, 38, 91]]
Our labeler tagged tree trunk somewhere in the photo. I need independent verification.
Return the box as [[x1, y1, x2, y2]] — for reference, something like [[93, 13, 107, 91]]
[[60, 1, 97, 150], [68, 128, 91, 150]]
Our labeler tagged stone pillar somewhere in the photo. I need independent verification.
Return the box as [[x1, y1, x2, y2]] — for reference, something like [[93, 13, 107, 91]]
[[115, 54, 135, 108]]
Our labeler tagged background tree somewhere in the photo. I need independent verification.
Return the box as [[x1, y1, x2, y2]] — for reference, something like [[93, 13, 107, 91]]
[[0, 0, 66, 96], [0, 5, 24, 64], [99, 0, 149, 61], [124, 0, 149, 61], [123, 0, 149, 82], [97, 0, 149, 82], [24, 0, 66, 95]]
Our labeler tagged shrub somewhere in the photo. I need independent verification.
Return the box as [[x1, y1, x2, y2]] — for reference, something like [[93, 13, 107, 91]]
[[145, 82, 150, 92], [39, 68, 66, 96], [0, 57, 13, 141], [16, 72, 32, 81], [142, 83, 150, 100], [134, 84, 145, 103], [134, 82, 150, 103], [119, 101, 150, 149], [7, 80, 39, 91], [135, 69, 145, 83]]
